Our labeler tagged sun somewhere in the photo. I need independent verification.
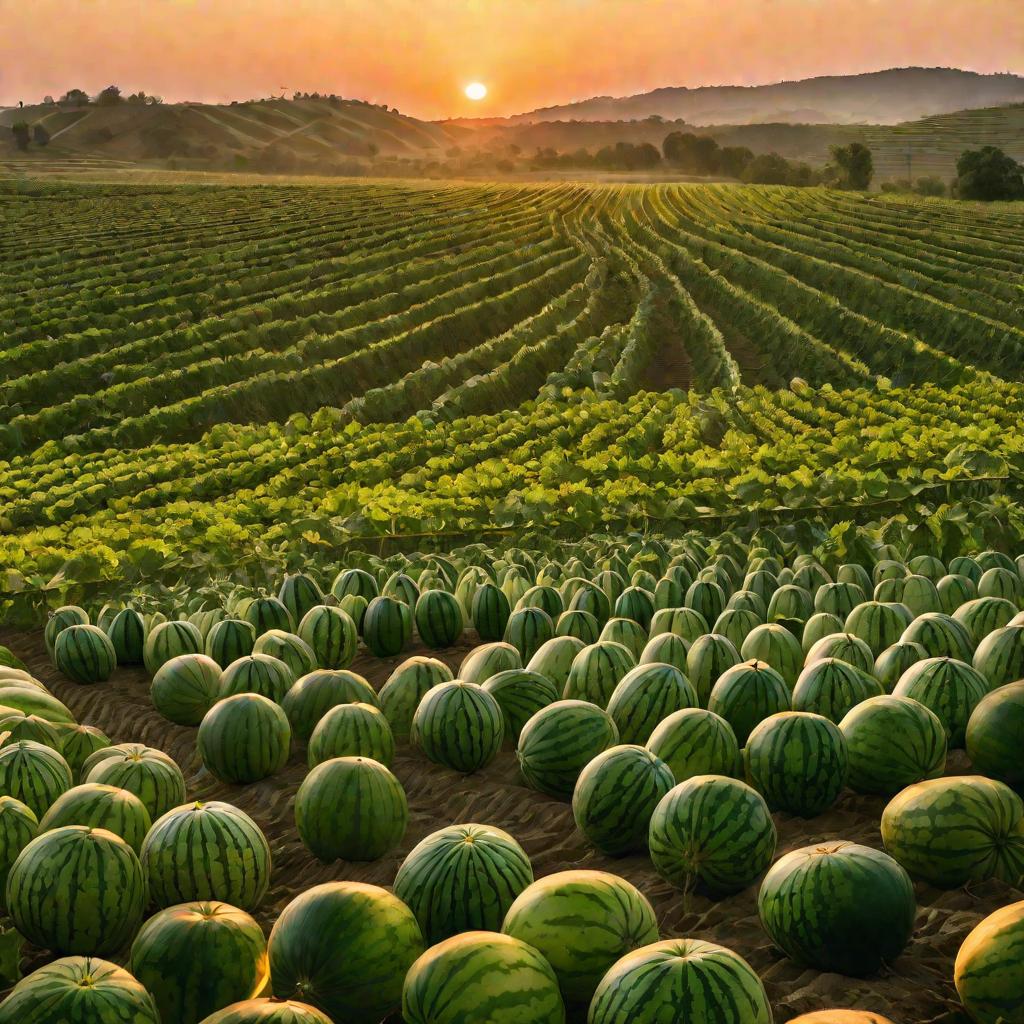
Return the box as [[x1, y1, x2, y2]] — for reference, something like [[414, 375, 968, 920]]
[[465, 82, 488, 101]]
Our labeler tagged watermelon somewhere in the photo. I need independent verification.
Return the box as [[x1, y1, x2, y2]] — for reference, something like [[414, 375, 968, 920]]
[[252, 631, 315, 681], [504, 607, 554, 662], [605, 663, 698, 745], [238, 596, 294, 636], [197, 999, 332, 1023], [892, 656, 989, 747], [0, 796, 36, 904], [481, 670, 560, 743], [0, 712, 62, 751], [402, 931, 565, 1024], [81, 742, 139, 780], [308, 703, 394, 767], [648, 775, 776, 894], [152, 653, 221, 726], [843, 602, 912, 658], [556, 610, 601, 645], [281, 669, 378, 743], [598, 618, 647, 662], [713, 608, 763, 650], [471, 584, 511, 643], [873, 560, 907, 585], [294, 606, 356, 670], [517, 700, 618, 799], [0, 647, 26, 672], [967, 681, 1024, 787], [0, 685, 73, 725], [384, 572, 421, 608], [881, 775, 1024, 887], [839, 694, 947, 795], [757, 841, 915, 976], [338, 594, 368, 633], [650, 607, 708, 644], [0, 740, 72, 817], [44, 606, 89, 658], [938, 573, 977, 615], [205, 619, 257, 670], [59, 724, 110, 781], [955, 597, 1018, 643], [38, 783, 151, 854], [707, 660, 790, 746], [572, 745, 674, 855], [788, 1014, 895, 1024], [7, 825, 146, 955], [130, 901, 268, 1024], [741, 570, 778, 606], [791, 657, 884, 723], [743, 711, 848, 817], [295, 756, 406, 861], [901, 612, 974, 661], [527, 636, 587, 692], [54, 624, 117, 685], [219, 654, 294, 703], [85, 744, 186, 821], [979, 566, 1022, 603], [363, 596, 412, 657], [805, 632, 875, 674], [198, 694, 291, 784], [394, 823, 534, 944], [278, 573, 323, 626], [654, 576, 684, 611], [955, 900, 1024, 1024], [767, 584, 814, 623], [972, 625, 1024, 691], [646, 707, 739, 782], [638, 633, 689, 673], [269, 881, 424, 1024], [142, 800, 269, 911], [685, 633, 741, 706], [909, 554, 946, 581], [502, 573, 530, 610], [331, 568, 379, 603], [727, 589, 768, 619], [899, 575, 943, 616], [950, 556, 983, 583], [873, 640, 928, 692], [978, 551, 1017, 573], [614, 587, 655, 630], [837, 563, 873, 592], [566, 582, 611, 624], [0, 957, 159, 1024], [815, 582, 866, 619], [378, 657, 454, 741], [686, 580, 726, 625], [563, 641, 635, 708], [501, 870, 658, 1005], [588, 938, 772, 1024], [741, 623, 805, 688], [144, 620, 203, 677], [519, 585, 565, 621], [415, 591, 464, 649], [459, 642, 522, 686]]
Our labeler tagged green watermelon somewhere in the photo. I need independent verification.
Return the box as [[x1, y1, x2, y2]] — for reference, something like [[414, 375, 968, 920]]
[[481, 670, 559, 743], [707, 660, 790, 746], [0, 711, 62, 751], [654, 576, 685, 611], [839, 694, 947, 795], [0, 646, 26, 672], [836, 563, 872, 593], [972, 625, 1024, 691], [804, 632, 876, 674], [685, 633, 741, 706], [598, 618, 648, 662], [331, 568, 379, 603], [142, 800, 270, 911], [238, 596, 294, 636], [938, 573, 977, 615], [85, 744, 186, 821], [526, 635, 587, 692], [873, 640, 928, 692], [0, 795, 36, 904], [686, 580, 726, 626], [639, 632, 689, 673], [814, 582, 866, 619], [198, 694, 291, 784], [0, 957, 159, 1024], [967, 681, 1024, 787], [196, 999, 332, 1023], [516, 699, 618, 799], [757, 841, 915, 976], [843, 602, 912, 658], [0, 740, 72, 818], [950, 556, 983, 583], [572, 745, 674, 855], [649, 607, 708, 644], [614, 587, 655, 630], [648, 775, 776, 894], [0, 685, 73, 726], [767, 583, 813, 623], [727, 589, 768, 619], [59, 724, 110, 781], [307, 703, 394, 767], [144, 620, 203, 677], [605, 663, 698, 745], [740, 623, 804, 688], [378, 657, 454, 741], [979, 566, 1022, 603], [873, 560, 908, 585], [955, 900, 1024, 1024], [504, 607, 554, 662], [278, 573, 323, 627], [519, 585, 565, 621], [562, 641, 635, 708], [151, 653, 221, 726], [791, 657, 884, 723], [714, 608, 763, 650], [892, 656, 989, 747], [363, 596, 412, 657], [741, 570, 778, 606], [402, 931, 565, 1024], [296, 606, 357, 669], [394, 823, 534, 944], [269, 881, 424, 1024], [881, 775, 1024, 887], [384, 571, 421, 608], [471, 583, 511, 643], [555, 609, 600, 645], [205, 619, 257, 670], [411, 681, 503, 773], [901, 612, 974, 661], [646, 707, 739, 782], [38, 783, 151, 854], [7, 825, 146, 955], [252, 631, 315, 681], [337, 594, 368, 634], [219, 654, 295, 704], [280, 669, 378, 743], [54, 624, 117, 685], [415, 590, 464, 649], [459, 642, 522, 686], [501, 869, 658, 1005], [566, 582, 611, 625], [743, 711, 848, 817], [44, 606, 89, 658], [954, 597, 1018, 644], [588, 938, 772, 1024]]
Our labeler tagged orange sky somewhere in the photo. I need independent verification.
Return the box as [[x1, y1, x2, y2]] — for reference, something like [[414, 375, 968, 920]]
[[2, 0, 1021, 118]]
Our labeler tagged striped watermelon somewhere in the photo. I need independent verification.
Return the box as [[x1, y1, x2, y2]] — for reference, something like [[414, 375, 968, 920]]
[[527, 635, 587, 692], [596, 569, 627, 606], [650, 607, 708, 644], [0, 740, 72, 817], [59, 724, 111, 781], [955, 900, 1024, 1024], [415, 591, 464, 649], [278, 574, 323, 627], [873, 640, 928, 692], [238, 596, 294, 636], [38, 783, 151, 854], [805, 632, 875, 674], [727, 589, 768, 619], [950, 556, 983, 583], [142, 800, 270, 911], [563, 641, 635, 708], [741, 623, 805, 688], [331, 568, 379, 603], [572, 745, 674, 855], [296, 606, 357, 670], [909, 554, 946, 581], [105, 608, 147, 666], [741, 570, 778, 606], [252, 631, 315, 681], [54, 625, 117, 685], [0, 685, 72, 725], [0, 711, 61, 751], [598, 618, 648, 662], [972, 625, 1024, 691], [967, 681, 1024, 787], [402, 931, 565, 1024], [836, 563, 872, 592], [384, 572, 421, 608], [7, 825, 146, 955], [767, 584, 813, 623], [606, 664, 698, 745], [900, 612, 974, 661], [81, 742, 141, 781], [308, 703, 394, 767], [0, 957, 159, 1024], [281, 669, 378, 743], [588, 938, 772, 1024], [954, 597, 1018, 643], [686, 580, 726, 625], [801, 612, 844, 654], [646, 707, 739, 782], [363, 596, 412, 657], [873, 560, 907, 585], [892, 656, 989, 747], [844, 602, 912, 658], [686, 633, 741, 706], [791, 658, 884, 723], [977, 551, 1017, 573], [0, 796, 36, 904], [197, 1000, 332, 1023], [205, 619, 257, 670], [151, 653, 221, 726], [219, 654, 295, 704], [85, 745, 186, 821], [411, 681, 503, 774], [814, 582, 867, 619], [459, 642, 522, 686], [501, 870, 658, 1005], [896, 574, 942, 616], [295, 756, 406, 861], [481, 670, 560, 743], [471, 583, 511, 643], [144, 620, 203, 677], [337, 594, 368, 634], [566, 582, 611, 625], [198, 694, 291, 784], [269, 881, 424, 1024], [130, 902, 268, 1024], [394, 824, 534, 944], [519, 585, 565, 621], [556, 610, 601, 645], [714, 608, 764, 651], [504, 607, 554, 662], [707, 661, 790, 746], [44, 606, 89, 658], [517, 700, 619, 799], [743, 712, 848, 817], [938, 573, 977, 615], [839, 694, 947, 795], [654, 576, 685, 610], [979, 566, 1022, 603], [614, 587, 655, 630], [639, 632, 689, 673], [649, 775, 776, 894], [881, 775, 1024, 887], [758, 841, 915, 976], [378, 657, 454, 741]]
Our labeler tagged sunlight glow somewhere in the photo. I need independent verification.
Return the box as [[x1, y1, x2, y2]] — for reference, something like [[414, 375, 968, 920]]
[[465, 82, 488, 101]]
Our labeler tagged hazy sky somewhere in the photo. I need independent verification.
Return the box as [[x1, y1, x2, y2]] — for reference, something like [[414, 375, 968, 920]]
[[2, 0, 1021, 118]]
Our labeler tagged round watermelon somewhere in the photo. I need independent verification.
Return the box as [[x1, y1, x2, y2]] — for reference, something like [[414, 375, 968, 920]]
[[901, 612, 974, 661], [296, 605, 358, 669], [59, 724, 111, 781], [805, 632, 876, 674], [843, 603, 912, 658], [252, 631, 316, 681], [892, 656, 989, 747], [0, 711, 62, 751], [714, 608, 763, 651], [54, 625, 117, 685], [151, 653, 221, 726], [107, 608, 147, 666], [0, 739, 72, 818], [967, 681, 1024, 787], [219, 654, 295, 704], [685, 633, 741, 706], [363, 596, 412, 657], [144, 620, 203, 677], [556, 609, 601, 645], [278, 573, 323, 626], [504, 607, 554, 662], [281, 669, 378, 743], [599, 618, 647, 662], [815, 582, 867, 619], [972, 625, 1024, 691], [238, 595, 294, 636], [0, 795, 36, 904], [384, 571, 420, 608], [331, 568, 379, 603], [459, 642, 522, 686], [605, 663, 698, 745], [646, 707, 739, 782], [707, 660, 790, 746], [767, 583, 813, 623], [471, 583, 511, 643], [650, 607, 708, 644], [196, 999, 332, 1023], [791, 657, 884, 723], [415, 590, 464, 649], [563, 641, 635, 708], [308, 702, 394, 767], [411, 681, 503, 774], [639, 632, 690, 673], [205, 619, 257, 670], [378, 657, 454, 741], [85, 744, 186, 821], [44, 606, 89, 658], [566, 582, 611, 625], [955, 597, 1018, 643], [873, 640, 928, 692], [481, 669, 560, 743], [38, 783, 151, 854], [198, 693, 291, 784], [938, 573, 977, 615], [526, 635, 587, 692], [955, 900, 1024, 1024], [740, 623, 805, 689]]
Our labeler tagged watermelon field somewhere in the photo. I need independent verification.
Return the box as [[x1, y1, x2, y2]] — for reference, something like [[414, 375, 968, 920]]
[[0, 175, 1023, 1024]]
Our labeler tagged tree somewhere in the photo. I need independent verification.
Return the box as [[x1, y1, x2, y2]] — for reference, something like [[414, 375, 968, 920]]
[[663, 131, 720, 174], [953, 146, 1024, 201], [60, 88, 90, 106], [95, 85, 123, 106], [11, 122, 31, 151], [33, 124, 51, 147], [829, 143, 874, 190], [718, 145, 754, 179], [743, 152, 795, 185], [915, 176, 947, 197]]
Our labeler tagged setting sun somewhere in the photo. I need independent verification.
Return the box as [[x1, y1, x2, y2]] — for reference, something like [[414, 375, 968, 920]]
[[465, 82, 488, 101]]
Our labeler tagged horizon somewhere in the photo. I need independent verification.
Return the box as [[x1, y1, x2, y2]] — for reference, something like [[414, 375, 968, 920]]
[[2, 0, 1022, 119]]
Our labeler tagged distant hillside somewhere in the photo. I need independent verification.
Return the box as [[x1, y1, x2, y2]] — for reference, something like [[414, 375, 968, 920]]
[[477, 68, 1024, 127]]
